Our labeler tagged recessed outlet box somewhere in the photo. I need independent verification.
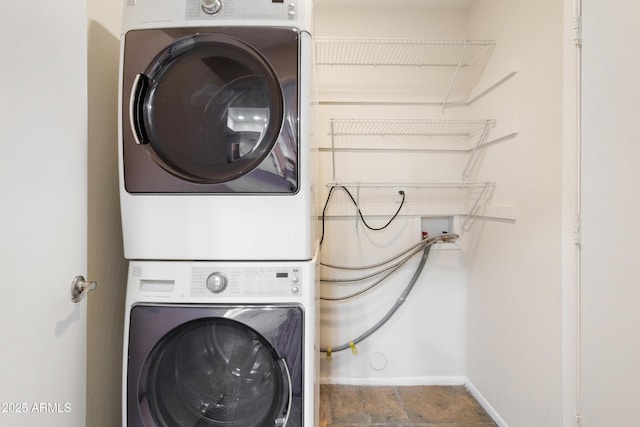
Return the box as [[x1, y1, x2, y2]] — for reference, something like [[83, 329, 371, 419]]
[[420, 216, 460, 250]]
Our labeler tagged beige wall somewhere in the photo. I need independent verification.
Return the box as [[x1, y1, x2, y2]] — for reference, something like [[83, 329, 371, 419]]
[[314, 4, 471, 384], [465, 0, 565, 425], [316, 2, 568, 424], [86, 1, 126, 426]]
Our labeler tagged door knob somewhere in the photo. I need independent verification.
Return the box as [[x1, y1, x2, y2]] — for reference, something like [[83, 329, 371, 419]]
[[71, 275, 97, 303]]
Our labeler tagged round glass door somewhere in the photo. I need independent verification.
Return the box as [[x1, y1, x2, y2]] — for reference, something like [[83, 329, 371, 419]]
[[131, 33, 284, 184], [141, 318, 290, 427]]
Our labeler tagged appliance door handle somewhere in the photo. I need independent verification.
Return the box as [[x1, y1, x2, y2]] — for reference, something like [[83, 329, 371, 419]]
[[129, 73, 150, 145], [274, 358, 293, 427]]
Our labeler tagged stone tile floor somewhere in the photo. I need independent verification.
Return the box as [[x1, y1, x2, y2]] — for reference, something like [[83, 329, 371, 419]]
[[320, 385, 496, 426]]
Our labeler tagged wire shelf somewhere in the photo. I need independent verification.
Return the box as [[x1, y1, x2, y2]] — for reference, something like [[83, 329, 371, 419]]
[[315, 37, 496, 107], [324, 181, 495, 229], [328, 118, 495, 151], [315, 39, 507, 230], [327, 118, 495, 179], [315, 37, 495, 67]]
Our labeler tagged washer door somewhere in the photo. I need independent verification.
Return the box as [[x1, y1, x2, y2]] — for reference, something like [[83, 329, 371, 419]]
[[139, 317, 291, 427], [130, 33, 284, 184]]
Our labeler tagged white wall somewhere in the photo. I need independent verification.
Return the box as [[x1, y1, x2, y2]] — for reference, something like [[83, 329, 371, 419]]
[[315, 4, 472, 383], [86, 1, 126, 426], [464, 0, 565, 426], [580, 1, 640, 425], [315, 10, 567, 422]]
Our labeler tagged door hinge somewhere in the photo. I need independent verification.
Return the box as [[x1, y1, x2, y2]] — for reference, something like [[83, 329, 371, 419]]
[[573, 215, 582, 246], [574, 15, 583, 46], [574, 412, 582, 425]]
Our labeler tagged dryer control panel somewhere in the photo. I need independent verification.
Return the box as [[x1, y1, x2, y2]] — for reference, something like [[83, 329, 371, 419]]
[[190, 266, 303, 297], [186, 0, 299, 22], [122, 0, 310, 33]]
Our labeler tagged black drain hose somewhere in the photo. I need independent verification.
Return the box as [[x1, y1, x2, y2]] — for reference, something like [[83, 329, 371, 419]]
[[320, 243, 432, 354]]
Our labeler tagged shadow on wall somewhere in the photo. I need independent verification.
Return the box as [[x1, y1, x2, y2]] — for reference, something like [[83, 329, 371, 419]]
[[86, 20, 128, 427]]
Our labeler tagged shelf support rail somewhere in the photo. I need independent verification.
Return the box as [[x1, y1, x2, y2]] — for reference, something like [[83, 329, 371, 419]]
[[355, 184, 361, 233], [441, 43, 469, 111], [461, 183, 495, 232], [462, 120, 494, 178], [330, 119, 337, 180]]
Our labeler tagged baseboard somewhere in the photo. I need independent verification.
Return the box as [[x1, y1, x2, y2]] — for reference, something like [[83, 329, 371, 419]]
[[319, 375, 466, 386], [464, 379, 509, 427]]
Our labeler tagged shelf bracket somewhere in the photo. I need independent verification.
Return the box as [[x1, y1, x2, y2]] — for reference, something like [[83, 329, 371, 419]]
[[354, 184, 361, 234], [441, 43, 469, 111], [462, 121, 493, 178], [330, 119, 337, 181], [461, 183, 494, 232]]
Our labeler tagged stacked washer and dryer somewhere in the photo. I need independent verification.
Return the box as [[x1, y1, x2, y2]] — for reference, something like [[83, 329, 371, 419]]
[[118, 0, 318, 425]]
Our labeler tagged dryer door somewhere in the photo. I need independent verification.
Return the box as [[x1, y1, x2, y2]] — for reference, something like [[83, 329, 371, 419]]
[[132, 33, 283, 183], [121, 28, 299, 193], [139, 317, 292, 427]]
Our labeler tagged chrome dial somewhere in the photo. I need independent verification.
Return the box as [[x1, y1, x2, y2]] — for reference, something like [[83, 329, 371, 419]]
[[206, 272, 227, 293], [201, 0, 223, 15]]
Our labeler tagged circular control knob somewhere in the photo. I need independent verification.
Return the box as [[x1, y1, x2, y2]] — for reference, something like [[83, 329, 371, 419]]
[[201, 0, 223, 15], [206, 272, 227, 293]]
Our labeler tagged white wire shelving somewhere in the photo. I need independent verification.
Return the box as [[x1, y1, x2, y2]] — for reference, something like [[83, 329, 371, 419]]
[[316, 37, 516, 229], [326, 118, 496, 178], [324, 181, 496, 232], [315, 37, 496, 108]]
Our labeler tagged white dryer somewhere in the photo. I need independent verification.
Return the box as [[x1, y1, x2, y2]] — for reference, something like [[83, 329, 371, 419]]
[[122, 258, 318, 426], [118, 0, 316, 260]]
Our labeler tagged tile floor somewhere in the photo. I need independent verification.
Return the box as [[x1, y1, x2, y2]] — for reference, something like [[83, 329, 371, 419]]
[[319, 385, 496, 427]]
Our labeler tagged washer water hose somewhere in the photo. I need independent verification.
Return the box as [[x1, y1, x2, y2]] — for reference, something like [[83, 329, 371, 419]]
[[320, 242, 432, 355]]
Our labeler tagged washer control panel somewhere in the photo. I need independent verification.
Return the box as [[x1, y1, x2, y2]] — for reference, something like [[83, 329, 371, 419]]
[[186, 0, 299, 21], [191, 266, 302, 297]]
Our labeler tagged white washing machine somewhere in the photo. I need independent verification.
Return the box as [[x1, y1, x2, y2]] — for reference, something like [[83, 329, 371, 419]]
[[122, 258, 318, 426], [118, 0, 317, 261]]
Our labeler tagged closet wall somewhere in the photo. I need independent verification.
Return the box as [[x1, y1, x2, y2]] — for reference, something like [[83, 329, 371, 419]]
[[315, 0, 566, 425], [316, 2, 476, 384], [464, 1, 564, 425], [86, 2, 127, 426]]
